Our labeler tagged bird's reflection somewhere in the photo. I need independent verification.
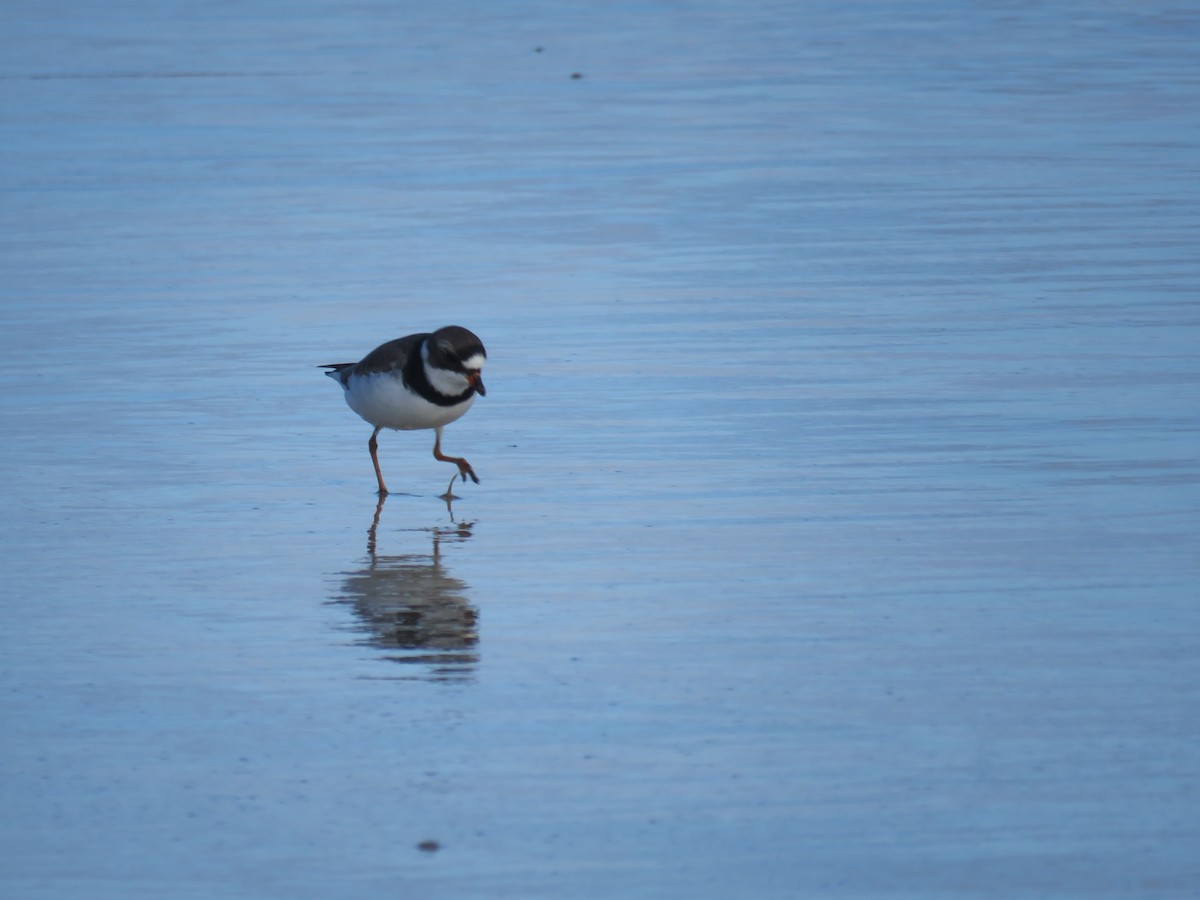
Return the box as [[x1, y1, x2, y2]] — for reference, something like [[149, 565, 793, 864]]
[[333, 495, 478, 682]]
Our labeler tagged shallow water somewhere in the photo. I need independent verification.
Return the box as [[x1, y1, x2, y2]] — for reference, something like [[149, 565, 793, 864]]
[[2, 1, 1199, 897]]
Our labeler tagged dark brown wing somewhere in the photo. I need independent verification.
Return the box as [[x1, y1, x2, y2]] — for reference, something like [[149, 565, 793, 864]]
[[320, 333, 428, 388], [353, 332, 428, 376]]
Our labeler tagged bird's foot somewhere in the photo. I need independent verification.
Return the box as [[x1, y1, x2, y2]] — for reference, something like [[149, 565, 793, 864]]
[[457, 460, 480, 485]]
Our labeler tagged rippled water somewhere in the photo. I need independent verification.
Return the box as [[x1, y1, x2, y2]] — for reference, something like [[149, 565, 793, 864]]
[[2, 1, 1198, 897]]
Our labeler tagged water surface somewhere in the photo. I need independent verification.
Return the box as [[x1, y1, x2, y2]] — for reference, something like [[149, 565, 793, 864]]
[[2, 1, 1198, 897]]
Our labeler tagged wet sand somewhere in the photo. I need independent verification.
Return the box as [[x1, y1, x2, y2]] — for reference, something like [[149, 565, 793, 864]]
[[2, 1, 1199, 897]]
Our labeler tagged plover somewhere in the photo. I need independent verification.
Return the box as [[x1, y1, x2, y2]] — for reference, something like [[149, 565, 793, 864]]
[[322, 326, 486, 497]]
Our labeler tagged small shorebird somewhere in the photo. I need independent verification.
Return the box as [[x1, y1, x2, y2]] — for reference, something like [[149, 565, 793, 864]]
[[321, 326, 486, 497]]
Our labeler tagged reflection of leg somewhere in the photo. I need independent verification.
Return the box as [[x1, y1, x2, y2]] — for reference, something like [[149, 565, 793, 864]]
[[432, 426, 479, 487], [367, 493, 387, 557], [369, 426, 389, 495]]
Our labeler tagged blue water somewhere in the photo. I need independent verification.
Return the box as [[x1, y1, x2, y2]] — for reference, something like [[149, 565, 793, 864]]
[[2, 2, 1198, 897]]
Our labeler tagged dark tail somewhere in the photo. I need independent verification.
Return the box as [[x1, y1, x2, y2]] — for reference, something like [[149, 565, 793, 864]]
[[320, 363, 353, 384]]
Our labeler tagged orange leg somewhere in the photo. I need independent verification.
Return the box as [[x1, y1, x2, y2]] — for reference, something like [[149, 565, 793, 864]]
[[433, 426, 478, 497], [368, 426, 389, 495]]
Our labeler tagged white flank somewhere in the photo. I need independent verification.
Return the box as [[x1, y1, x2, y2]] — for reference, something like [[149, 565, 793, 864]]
[[342, 371, 475, 431]]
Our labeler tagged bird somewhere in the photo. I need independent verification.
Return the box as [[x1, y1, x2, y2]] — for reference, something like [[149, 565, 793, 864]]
[[321, 326, 486, 498]]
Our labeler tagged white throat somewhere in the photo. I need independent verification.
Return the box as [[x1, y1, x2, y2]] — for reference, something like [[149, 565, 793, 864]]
[[422, 341, 474, 397]]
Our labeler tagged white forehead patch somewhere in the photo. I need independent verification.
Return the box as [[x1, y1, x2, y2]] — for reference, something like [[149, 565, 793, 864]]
[[461, 353, 486, 372]]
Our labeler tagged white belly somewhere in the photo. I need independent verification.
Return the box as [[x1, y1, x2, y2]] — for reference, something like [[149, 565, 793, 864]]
[[342, 372, 475, 430]]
